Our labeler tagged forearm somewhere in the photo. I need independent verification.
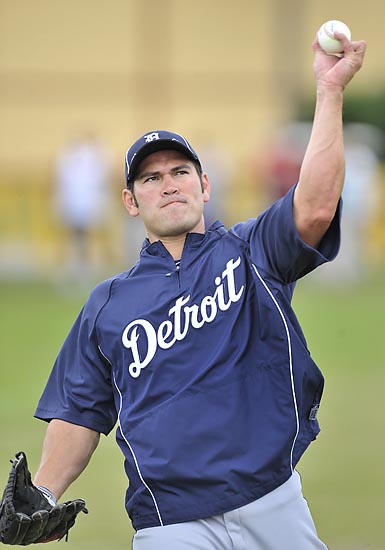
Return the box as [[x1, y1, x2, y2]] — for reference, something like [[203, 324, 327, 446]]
[[33, 419, 100, 500], [299, 84, 345, 208], [294, 84, 345, 247]]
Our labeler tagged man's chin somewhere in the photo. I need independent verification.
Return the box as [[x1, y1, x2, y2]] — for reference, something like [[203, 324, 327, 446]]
[[158, 218, 203, 238]]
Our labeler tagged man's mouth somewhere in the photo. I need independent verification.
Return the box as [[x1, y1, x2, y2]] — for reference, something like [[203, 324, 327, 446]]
[[161, 198, 187, 208]]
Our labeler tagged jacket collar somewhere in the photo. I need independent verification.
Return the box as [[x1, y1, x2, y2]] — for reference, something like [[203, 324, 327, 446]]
[[140, 220, 225, 257]]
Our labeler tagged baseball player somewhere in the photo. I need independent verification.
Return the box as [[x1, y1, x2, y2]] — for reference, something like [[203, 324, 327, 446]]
[[0, 31, 366, 549]]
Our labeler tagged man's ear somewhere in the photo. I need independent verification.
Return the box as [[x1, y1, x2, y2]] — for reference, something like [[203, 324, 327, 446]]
[[202, 173, 211, 203], [122, 188, 140, 217]]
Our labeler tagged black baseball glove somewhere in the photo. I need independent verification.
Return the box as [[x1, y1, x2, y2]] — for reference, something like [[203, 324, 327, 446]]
[[0, 452, 88, 545]]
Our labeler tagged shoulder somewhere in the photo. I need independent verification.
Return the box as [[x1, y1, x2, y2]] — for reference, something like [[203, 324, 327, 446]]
[[85, 268, 136, 318], [227, 187, 298, 247]]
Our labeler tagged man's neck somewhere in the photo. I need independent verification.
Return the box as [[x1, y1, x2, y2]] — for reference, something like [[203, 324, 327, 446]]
[[147, 217, 206, 260], [159, 236, 187, 261]]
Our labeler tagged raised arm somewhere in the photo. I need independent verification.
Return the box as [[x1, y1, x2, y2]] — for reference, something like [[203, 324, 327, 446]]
[[33, 419, 100, 501], [293, 30, 367, 248]]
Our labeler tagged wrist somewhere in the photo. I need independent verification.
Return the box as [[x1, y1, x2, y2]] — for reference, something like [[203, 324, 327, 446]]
[[314, 83, 344, 116], [36, 485, 58, 506], [316, 80, 345, 97]]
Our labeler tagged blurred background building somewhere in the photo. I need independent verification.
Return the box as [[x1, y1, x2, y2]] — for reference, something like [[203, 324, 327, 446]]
[[0, 0, 384, 278]]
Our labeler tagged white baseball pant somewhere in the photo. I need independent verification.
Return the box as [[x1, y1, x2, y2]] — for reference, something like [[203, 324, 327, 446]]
[[132, 471, 328, 550]]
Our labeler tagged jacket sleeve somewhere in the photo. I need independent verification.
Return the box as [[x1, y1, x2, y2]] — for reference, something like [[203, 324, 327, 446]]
[[231, 185, 342, 283], [35, 280, 117, 435]]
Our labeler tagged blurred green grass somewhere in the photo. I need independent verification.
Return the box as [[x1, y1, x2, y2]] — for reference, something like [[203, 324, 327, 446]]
[[0, 275, 384, 549]]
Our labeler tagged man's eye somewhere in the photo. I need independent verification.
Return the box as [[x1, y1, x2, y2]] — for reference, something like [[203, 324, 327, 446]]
[[176, 170, 188, 176], [144, 176, 157, 183]]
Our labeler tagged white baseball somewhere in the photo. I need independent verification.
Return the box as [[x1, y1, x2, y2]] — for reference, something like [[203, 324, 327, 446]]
[[317, 20, 351, 54]]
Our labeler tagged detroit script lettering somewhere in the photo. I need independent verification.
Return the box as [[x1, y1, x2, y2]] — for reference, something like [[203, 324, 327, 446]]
[[122, 257, 245, 378]]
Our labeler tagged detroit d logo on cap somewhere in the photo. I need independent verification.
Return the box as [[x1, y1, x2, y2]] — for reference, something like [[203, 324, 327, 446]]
[[144, 132, 160, 143]]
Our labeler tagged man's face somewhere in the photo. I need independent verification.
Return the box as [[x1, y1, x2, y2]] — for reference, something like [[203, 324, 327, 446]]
[[122, 150, 210, 242]]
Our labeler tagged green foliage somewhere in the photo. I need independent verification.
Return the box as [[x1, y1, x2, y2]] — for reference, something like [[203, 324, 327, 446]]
[[343, 89, 385, 136], [0, 276, 384, 548]]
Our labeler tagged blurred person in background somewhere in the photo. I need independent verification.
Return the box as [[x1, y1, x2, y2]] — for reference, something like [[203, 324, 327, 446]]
[[321, 123, 383, 282], [53, 132, 113, 281], [257, 122, 311, 204], [198, 138, 235, 228]]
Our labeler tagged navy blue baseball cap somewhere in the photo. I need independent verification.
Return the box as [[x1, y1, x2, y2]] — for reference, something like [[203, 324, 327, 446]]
[[125, 130, 201, 188]]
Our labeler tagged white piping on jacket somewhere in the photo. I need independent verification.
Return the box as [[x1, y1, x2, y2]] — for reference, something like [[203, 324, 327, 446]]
[[98, 345, 164, 526], [251, 264, 300, 473]]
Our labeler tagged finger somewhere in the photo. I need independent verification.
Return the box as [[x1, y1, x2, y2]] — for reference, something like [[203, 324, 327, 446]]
[[39, 503, 68, 540], [35, 500, 87, 543], [0, 513, 31, 545], [22, 510, 49, 545], [333, 30, 351, 44], [350, 39, 367, 55], [14, 452, 31, 488], [312, 35, 324, 53], [334, 32, 367, 57], [341, 39, 367, 74]]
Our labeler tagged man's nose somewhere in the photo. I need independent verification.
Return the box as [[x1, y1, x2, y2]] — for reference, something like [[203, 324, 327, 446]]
[[162, 174, 178, 195]]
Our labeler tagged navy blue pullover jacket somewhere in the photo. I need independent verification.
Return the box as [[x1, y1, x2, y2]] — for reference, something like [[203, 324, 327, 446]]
[[35, 187, 341, 530]]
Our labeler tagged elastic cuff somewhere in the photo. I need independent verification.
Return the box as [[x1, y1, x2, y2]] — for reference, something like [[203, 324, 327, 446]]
[[37, 485, 58, 506]]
